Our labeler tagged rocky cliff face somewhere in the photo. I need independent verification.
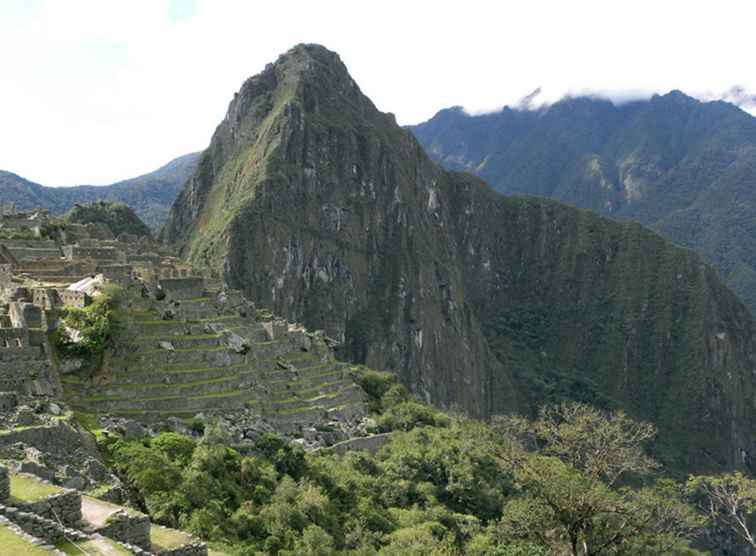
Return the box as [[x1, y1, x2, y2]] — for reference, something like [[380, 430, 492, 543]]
[[164, 44, 756, 472]]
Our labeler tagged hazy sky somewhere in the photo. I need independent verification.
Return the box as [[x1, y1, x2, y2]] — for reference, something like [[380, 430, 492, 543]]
[[2, 0, 755, 186]]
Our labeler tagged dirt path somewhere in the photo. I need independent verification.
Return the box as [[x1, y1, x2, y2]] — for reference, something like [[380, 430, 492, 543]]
[[80, 496, 119, 529], [86, 535, 129, 555]]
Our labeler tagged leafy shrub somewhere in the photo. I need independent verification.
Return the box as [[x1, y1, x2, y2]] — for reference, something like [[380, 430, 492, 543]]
[[54, 285, 123, 358], [377, 401, 450, 432]]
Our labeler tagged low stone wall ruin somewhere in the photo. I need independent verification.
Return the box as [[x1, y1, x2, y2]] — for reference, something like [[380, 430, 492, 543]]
[[0, 503, 88, 545], [97, 510, 152, 551], [328, 433, 392, 455], [0, 466, 9, 502], [0, 514, 66, 556], [159, 277, 205, 300], [12, 484, 81, 527], [156, 543, 208, 556]]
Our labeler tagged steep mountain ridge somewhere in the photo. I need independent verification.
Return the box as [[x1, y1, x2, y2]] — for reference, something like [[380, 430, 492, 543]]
[[164, 44, 756, 472], [0, 152, 200, 229], [409, 94, 756, 316]]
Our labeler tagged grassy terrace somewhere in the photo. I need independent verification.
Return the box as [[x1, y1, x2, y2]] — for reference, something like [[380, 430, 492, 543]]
[[64, 297, 363, 424], [132, 314, 240, 325], [57, 537, 131, 555], [101, 374, 240, 391], [0, 524, 52, 556], [113, 362, 249, 376], [9, 473, 63, 503], [134, 332, 221, 341], [150, 524, 192, 551]]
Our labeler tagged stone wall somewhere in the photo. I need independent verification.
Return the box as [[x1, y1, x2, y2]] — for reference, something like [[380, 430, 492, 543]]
[[0, 421, 91, 458], [58, 289, 90, 308], [0, 504, 89, 545], [8, 301, 42, 328], [0, 263, 11, 287], [0, 466, 9, 503], [157, 542, 208, 556], [0, 325, 55, 396], [13, 488, 82, 527], [0, 515, 66, 556], [328, 433, 392, 455], [97, 510, 151, 550], [99, 264, 133, 285], [159, 277, 205, 300], [0, 391, 17, 412], [32, 288, 59, 310], [0, 327, 28, 349], [63, 245, 119, 262]]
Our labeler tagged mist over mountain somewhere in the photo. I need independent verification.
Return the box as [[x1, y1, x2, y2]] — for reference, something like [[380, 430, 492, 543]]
[[0, 152, 200, 230], [410, 92, 756, 317]]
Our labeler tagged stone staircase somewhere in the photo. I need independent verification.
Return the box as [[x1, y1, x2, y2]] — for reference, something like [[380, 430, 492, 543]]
[[63, 290, 366, 433]]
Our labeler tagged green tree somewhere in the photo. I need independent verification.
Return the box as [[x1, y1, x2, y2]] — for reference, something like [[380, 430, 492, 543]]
[[495, 403, 700, 555], [687, 472, 756, 549]]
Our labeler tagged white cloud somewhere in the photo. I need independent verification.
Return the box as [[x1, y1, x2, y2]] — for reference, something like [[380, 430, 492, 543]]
[[1, 0, 755, 186]]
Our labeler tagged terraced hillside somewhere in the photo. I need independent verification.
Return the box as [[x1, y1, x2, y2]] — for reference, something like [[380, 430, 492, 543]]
[[62, 286, 366, 433]]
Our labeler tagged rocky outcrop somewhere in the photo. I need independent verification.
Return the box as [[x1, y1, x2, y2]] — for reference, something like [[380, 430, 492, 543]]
[[163, 44, 756, 472], [96, 509, 151, 551]]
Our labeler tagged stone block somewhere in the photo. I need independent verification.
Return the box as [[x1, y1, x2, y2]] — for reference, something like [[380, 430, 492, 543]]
[[0, 465, 9, 503]]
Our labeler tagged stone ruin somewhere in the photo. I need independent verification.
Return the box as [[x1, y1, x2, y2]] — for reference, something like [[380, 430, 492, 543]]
[[0, 463, 207, 554], [0, 205, 378, 554]]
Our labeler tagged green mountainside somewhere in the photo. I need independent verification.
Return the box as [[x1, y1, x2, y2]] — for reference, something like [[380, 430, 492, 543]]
[[0, 152, 200, 230], [163, 44, 756, 473], [64, 200, 152, 237], [408, 95, 756, 317]]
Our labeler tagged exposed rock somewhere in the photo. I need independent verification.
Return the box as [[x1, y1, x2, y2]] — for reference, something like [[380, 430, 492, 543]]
[[162, 43, 756, 472], [62, 476, 85, 490], [158, 340, 175, 352], [123, 420, 146, 440], [222, 331, 249, 354]]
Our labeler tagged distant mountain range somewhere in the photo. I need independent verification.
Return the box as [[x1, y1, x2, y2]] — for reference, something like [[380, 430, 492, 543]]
[[0, 152, 200, 230], [409, 91, 756, 316]]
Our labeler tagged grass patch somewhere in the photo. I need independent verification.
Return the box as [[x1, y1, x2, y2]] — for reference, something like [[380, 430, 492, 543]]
[[57, 537, 132, 555], [0, 524, 52, 555], [150, 524, 191, 550], [73, 411, 100, 432], [9, 473, 62, 503], [134, 333, 220, 342]]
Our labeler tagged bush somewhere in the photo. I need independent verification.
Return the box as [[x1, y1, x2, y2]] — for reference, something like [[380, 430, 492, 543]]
[[377, 401, 451, 432], [54, 286, 123, 358]]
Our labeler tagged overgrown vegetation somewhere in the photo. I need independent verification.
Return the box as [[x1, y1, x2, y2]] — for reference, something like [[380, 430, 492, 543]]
[[64, 200, 152, 237], [99, 384, 756, 555], [53, 284, 123, 359]]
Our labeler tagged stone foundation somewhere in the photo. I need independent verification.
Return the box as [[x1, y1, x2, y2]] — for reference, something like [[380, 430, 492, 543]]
[[157, 543, 208, 556], [327, 433, 392, 455], [0, 514, 66, 556], [13, 487, 82, 527], [159, 277, 205, 299], [0, 466, 9, 502], [0, 503, 88, 544], [97, 510, 151, 551]]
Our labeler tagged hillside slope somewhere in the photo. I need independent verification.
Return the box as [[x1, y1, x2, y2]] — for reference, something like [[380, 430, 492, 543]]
[[164, 44, 756, 472], [64, 200, 152, 237], [0, 152, 200, 229], [409, 95, 756, 316]]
